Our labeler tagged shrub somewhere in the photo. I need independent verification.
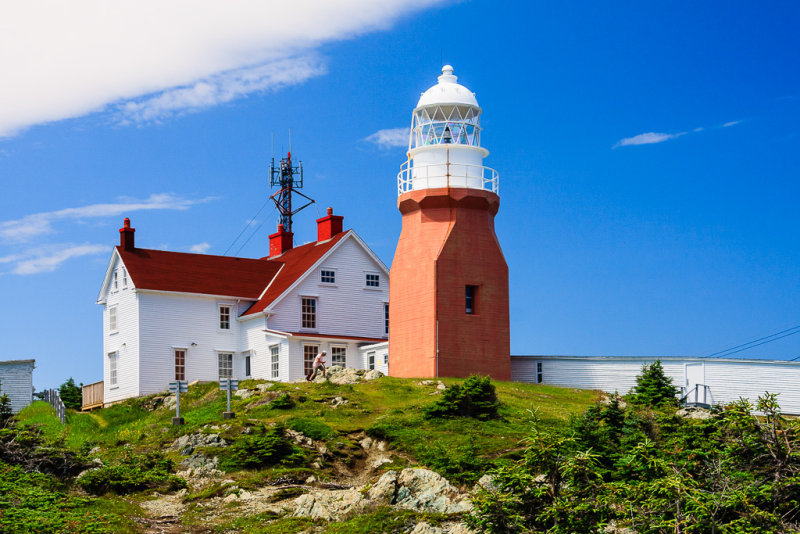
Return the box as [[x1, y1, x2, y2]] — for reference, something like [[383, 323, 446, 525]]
[[416, 440, 486, 485], [0, 421, 84, 477], [77, 449, 186, 495], [423, 375, 500, 420], [58, 378, 83, 410], [628, 360, 679, 407], [220, 425, 305, 471], [268, 394, 295, 410], [288, 418, 334, 440]]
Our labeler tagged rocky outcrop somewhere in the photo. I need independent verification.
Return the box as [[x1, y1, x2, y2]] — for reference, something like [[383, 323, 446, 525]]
[[291, 488, 367, 520], [171, 432, 228, 455], [312, 366, 384, 385], [677, 406, 713, 420], [368, 468, 472, 514]]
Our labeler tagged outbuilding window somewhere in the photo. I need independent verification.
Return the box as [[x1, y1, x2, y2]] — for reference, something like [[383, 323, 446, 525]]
[[367, 351, 375, 370], [536, 361, 543, 384]]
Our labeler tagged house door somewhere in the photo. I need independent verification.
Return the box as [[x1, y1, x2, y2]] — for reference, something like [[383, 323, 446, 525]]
[[684, 363, 704, 404]]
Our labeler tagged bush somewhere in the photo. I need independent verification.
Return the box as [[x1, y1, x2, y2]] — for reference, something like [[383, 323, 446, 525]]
[[628, 360, 679, 407], [220, 425, 305, 471], [288, 418, 334, 440], [58, 378, 83, 411], [416, 440, 486, 485], [0, 421, 85, 477], [77, 449, 185, 495], [423, 375, 500, 421], [268, 394, 295, 410]]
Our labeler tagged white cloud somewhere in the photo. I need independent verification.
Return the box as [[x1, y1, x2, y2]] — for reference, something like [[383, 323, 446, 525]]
[[722, 120, 741, 127], [0, 193, 213, 243], [613, 131, 687, 149], [365, 127, 409, 149], [7, 244, 108, 275], [189, 242, 211, 254], [0, 1, 444, 137]]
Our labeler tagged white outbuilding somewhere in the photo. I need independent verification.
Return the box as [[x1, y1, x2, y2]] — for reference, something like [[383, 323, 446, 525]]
[[0, 359, 35, 413]]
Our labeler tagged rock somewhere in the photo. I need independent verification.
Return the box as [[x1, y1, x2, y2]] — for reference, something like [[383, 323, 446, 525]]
[[376, 440, 387, 452], [604, 520, 636, 534], [180, 453, 219, 472], [412, 522, 443, 534], [285, 429, 314, 447], [364, 369, 384, 381], [306, 475, 317, 484], [292, 489, 367, 521], [171, 432, 228, 455], [475, 474, 498, 493], [223, 493, 238, 503], [234, 389, 254, 399], [367, 470, 398, 502], [436, 381, 446, 390], [255, 383, 274, 393], [142, 396, 165, 411], [163, 395, 177, 409], [360, 437, 373, 450], [330, 396, 349, 408], [677, 406, 713, 420], [444, 523, 476, 534], [316, 444, 330, 457], [371, 457, 392, 469], [89, 446, 101, 455], [419, 380, 435, 386], [239, 490, 253, 500], [599, 394, 627, 408]]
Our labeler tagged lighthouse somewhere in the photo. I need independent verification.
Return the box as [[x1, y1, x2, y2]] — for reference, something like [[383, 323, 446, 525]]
[[389, 66, 511, 380]]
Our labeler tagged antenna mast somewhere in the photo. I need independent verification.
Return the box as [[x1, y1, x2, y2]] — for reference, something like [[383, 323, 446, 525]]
[[269, 147, 314, 234]]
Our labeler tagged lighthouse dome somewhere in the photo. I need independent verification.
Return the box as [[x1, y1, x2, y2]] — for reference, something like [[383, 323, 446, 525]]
[[416, 65, 478, 108]]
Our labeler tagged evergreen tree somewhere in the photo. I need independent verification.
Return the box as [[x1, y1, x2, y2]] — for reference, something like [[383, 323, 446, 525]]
[[628, 360, 679, 407], [0, 381, 12, 425], [58, 377, 83, 410]]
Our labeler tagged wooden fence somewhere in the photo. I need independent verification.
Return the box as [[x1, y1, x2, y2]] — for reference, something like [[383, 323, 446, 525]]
[[42, 389, 65, 424], [81, 381, 104, 411]]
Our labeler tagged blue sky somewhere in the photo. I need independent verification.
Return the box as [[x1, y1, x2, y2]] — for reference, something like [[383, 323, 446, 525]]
[[1, 1, 798, 389]]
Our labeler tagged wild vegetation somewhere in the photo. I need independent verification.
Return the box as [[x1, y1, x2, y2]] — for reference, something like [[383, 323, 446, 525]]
[[2, 366, 797, 533]]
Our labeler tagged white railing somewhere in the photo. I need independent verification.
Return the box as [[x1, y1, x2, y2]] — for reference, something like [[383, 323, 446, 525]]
[[680, 384, 712, 407], [397, 160, 499, 195]]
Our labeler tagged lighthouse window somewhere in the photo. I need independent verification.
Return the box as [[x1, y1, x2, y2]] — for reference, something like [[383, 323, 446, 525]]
[[366, 273, 380, 288], [465, 285, 477, 314], [301, 297, 317, 329]]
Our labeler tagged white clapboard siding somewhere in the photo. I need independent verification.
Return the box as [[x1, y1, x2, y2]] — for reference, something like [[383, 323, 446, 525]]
[[511, 355, 800, 414], [137, 292, 251, 395], [0, 360, 35, 413], [102, 257, 140, 404], [268, 237, 389, 340], [359, 342, 389, 374]]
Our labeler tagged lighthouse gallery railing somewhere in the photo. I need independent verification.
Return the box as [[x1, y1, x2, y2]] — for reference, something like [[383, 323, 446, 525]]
[[397, 161, 499, 195]]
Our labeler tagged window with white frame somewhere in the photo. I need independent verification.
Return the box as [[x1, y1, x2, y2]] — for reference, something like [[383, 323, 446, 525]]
[[219, 305, 231, 330], [109, 352, 118, 386], [367, 351, 375, 370], [303, 344, 319, 377], [109, 306, 118, 332], [270, 345, 280, 379], [243, 350, 251, 377], [320, 269, 336, 284], [301, 297, 317, 329], [384, 353, 389, 365], [384, 303, 389, 335], [122, 267, 128, 288], [174, 349, 186, 381], [218, 352, 233, 379], [365, 272, 380, 288], [113, 271, 118, 290], [331, 346, 346, 367]]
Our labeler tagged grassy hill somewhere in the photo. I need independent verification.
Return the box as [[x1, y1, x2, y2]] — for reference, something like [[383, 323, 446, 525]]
[[5, 376, 599, 533]]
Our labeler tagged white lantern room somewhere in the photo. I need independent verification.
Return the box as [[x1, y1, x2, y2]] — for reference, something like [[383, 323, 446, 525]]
[[398, 65, 499, 194]]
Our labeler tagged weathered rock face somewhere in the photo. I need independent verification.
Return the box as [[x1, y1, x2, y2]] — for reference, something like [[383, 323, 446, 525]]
[[312, 366, 384, 385], [677, 406, 713, 420], [369, 468, 473, 514], [171, 433, 228, 456], [291, 488, 367, 520]]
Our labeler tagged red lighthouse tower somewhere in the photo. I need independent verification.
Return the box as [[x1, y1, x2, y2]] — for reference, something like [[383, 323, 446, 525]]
[[389, 66, 510, 380]]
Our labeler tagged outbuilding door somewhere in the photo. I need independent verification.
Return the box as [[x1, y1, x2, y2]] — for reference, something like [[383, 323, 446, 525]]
[[684, 363, 705, 404]]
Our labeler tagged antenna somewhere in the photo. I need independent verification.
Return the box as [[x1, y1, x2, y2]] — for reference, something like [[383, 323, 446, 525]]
[[269, 141, 314, 234]]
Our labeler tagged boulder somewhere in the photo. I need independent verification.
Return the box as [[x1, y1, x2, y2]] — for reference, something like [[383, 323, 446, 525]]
[[292, 489, 367, 521], [234, 389, 254, 399], [364, 369, 384, 381], [412, 523, 443, 534], [677, 406, 713, 420], [255, 383, 274, 393], [367, 468, 472, 514], [171, 432, 228, 455]]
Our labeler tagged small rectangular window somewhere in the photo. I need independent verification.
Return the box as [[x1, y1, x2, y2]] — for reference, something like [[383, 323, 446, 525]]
[[301, 297, 317, 329], [218, 352, 233, 379], [175, 349, 186, 381], [109, 352, 118, 386], [321, 270, 336, 284], [331, 346, 346, 367], [270, 345, 280, 379], [219, 305, 231, 330], [536, 361, 543, 384], [113, 271, 118, 290], [122, 268, 128, 288], [384, 303, 389, 335], [366, 273, 380, 288], [384, 353, 389, 365], [109, 306, 118, 332], [465, 285, 477, 314], [303, 344, 319, 377], [367, 351, 375, 370], [243, 350, 251, 378]]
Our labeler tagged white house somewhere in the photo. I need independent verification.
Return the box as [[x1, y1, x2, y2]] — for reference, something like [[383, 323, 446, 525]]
[[97, 210, 389, 405], [0, 359, 35, 413], [511, 355, 800, 414]]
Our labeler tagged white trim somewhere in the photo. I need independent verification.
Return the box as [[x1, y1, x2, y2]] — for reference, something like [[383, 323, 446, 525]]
[[218, 302, 234, 332], [319, 267, 338, 286], [97, 248, 121, 304], [364, 270, 381, 289], [108, 305, 118, 334], [134, 288, 260, 301], [257, 263, 285, 300]]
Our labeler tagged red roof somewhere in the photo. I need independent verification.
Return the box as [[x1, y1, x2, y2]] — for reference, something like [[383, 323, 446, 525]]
[[116, 231, 348, 312]]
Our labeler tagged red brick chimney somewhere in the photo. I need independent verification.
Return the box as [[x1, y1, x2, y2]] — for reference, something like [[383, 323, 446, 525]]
[[316, 207, 343, 241], [119, 218, 135, 250], [269, 224, 293, 257]]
